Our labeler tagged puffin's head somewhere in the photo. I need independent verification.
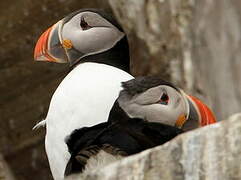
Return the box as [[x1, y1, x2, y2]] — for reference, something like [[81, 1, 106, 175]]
[[118, 77, 216, 130], [34, 9, 125, 66]]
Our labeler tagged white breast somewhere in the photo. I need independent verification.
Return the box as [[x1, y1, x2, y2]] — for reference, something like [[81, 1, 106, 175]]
[[44, 62, 133, 179]]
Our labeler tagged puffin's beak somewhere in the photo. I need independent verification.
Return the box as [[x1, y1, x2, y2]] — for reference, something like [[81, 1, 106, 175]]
[[34, 21, 68, 63], [186, 95, 216, 126]]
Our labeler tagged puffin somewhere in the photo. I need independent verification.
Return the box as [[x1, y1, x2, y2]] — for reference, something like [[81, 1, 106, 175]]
[[64, 76, 216, 176], [34, 9, 216, 179], [34, 9, 133, 179]]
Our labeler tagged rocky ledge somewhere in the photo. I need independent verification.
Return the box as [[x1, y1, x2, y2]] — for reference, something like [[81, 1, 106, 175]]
[[67, 113, 241, 180]]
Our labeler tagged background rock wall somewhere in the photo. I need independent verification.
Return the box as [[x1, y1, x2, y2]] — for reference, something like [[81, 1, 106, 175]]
[[0, 1, 111, 179], [0, 155, 15, 180], [109, 0, 241, 121], [1, 0, 241, 179]]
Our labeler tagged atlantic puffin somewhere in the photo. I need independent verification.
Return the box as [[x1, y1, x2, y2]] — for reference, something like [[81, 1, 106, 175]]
[[34, 9, 133, 179], [64, 76, 216, 176]]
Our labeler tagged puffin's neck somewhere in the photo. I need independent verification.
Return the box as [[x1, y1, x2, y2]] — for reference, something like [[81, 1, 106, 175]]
[[74, 37, 130, 73], [107, 100, 131, 125]]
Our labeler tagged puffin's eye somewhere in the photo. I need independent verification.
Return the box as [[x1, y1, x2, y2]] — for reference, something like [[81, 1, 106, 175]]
[[80, 17, 91, 30], [159, 93, 169, 105]]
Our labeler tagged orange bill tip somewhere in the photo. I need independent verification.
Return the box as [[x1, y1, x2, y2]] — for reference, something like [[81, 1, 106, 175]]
[[189, 95, 216, 126], [34, 26, 57, 62]]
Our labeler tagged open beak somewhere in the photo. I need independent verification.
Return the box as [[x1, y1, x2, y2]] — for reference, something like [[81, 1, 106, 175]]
[[34, 21, 68, 63], [186, 95, 216, 126]]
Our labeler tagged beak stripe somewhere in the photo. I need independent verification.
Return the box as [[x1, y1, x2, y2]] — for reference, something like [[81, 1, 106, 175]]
[[34, 26, 53, 60], [189, 96, 216, 126], [45, 52, 57, 62]]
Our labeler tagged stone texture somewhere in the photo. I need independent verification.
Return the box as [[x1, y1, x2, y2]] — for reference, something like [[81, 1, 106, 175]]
[[109, 0, 183, 81], [109, 0, 241, 121], [0, 155, 15, 180], [67, 113, 241, 180], [191, 0, 241, 120]]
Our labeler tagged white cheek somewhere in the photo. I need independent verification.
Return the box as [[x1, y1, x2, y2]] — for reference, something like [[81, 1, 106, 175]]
[[63, 27, 124, 55], [144, 104, 180, 126], [122, 103, 146, 119]]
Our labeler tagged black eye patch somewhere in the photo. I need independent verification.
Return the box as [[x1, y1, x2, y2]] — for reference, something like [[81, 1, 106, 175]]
[[159, 93, 169, 105], [80, 17, 92, 30]]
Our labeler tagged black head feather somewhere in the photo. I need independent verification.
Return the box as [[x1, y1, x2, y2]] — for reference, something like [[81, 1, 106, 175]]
[[63, 8, 124, 32], [121, 76, 180, 97]]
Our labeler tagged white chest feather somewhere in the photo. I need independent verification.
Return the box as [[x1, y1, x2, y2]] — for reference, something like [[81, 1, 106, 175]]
[[44, 62, 133, 179]]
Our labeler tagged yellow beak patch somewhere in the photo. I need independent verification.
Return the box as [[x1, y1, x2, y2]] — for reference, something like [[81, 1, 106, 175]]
[[62, 39, 73, 49], [175, 114, 187, 128]]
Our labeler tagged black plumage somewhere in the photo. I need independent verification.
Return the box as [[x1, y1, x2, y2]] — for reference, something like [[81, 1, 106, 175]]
[[121, 76, 179, 97], [63, 9, 124, 32], [64, 101, 183, 176]]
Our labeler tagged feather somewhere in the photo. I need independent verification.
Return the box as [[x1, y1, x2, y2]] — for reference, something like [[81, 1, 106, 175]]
[[32, 120, 46, 130]]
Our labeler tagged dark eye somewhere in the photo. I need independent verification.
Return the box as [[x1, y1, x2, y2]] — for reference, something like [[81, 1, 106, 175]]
[[80, 17, 91, 30], [159, 93, 169, 105]]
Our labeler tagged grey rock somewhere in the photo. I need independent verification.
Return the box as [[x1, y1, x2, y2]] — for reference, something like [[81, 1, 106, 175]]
[[109, 0, 241, 121], [109, 0, 182, 80], [66, 113, 241, 180], [0, 155, 15, 180]]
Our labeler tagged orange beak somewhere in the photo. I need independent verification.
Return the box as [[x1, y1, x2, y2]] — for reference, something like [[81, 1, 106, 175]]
[[34, 21, 68, 63], [34, 26, 56, 62], [187, 95, 216, 126]]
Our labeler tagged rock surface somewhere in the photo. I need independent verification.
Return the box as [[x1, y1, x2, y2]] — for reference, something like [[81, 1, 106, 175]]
[[0, 155, 15, 180], [109, 0, 241, 121], [66, 113, 241, 180]]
